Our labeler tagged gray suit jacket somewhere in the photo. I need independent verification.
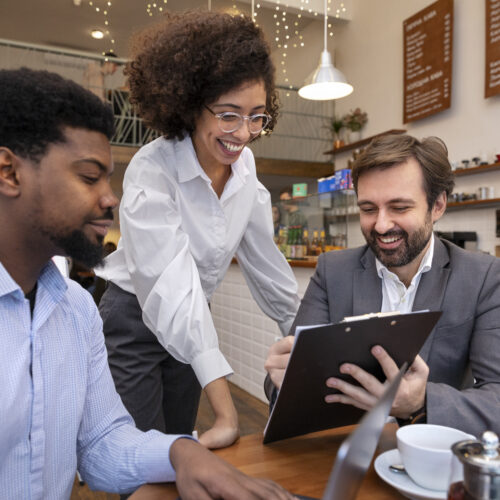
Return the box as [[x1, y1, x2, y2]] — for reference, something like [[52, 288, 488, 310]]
[[274, 237, 500, 437]]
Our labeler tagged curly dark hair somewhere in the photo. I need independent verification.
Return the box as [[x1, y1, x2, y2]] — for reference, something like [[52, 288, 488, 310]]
[[125, 10, 279, 140], [0, 67, 114, 161]]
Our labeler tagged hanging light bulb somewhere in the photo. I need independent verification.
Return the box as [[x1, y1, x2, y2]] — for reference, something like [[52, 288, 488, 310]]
[[298, 0, 353, 100]]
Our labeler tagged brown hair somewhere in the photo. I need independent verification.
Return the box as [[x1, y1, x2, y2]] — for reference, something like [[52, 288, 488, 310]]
[[125, 10, 279, 140], [351, 134, 455, 208]]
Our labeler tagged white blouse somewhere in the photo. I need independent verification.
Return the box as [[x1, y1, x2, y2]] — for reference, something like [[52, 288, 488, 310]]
[[97, 136, 300, 388]]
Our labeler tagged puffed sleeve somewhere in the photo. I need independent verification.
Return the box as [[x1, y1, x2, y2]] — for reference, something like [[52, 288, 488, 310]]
[[118, 154, 232, 389], [235, 180, 300, 336]]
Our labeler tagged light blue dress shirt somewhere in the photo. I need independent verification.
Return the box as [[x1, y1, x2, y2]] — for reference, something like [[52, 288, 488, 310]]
[[0, 260, 183, 499]]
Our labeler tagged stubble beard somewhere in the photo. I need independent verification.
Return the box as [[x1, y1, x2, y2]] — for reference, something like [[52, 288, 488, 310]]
[[363, 214, 434, 268]]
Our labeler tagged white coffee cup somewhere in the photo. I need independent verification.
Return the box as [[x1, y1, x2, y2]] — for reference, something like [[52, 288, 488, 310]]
[[396, 424, 475, 491]]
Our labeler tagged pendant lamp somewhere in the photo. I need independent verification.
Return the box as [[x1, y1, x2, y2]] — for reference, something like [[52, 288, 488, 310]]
[[298, 0, 353, 100]]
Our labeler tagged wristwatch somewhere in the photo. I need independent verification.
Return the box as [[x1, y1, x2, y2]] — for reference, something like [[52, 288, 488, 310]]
[[397, 403, 427, 426]]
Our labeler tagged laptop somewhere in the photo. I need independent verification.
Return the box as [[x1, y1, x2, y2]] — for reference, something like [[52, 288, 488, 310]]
[[295, 362, 407, 500]]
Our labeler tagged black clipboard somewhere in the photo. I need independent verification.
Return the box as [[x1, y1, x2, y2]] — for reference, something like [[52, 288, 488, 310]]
[[263, 310, 442, 444]]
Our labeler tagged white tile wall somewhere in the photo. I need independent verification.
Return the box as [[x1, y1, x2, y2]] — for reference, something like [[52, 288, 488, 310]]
[[212, 264, 313, 403]]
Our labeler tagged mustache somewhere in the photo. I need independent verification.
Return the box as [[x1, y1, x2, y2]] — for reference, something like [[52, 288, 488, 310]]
[[371, 229, 406, 238], [89, 209, 114, 223], [370, 229, 408, 238]]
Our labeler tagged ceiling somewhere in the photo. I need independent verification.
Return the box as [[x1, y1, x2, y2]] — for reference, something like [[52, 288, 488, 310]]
[[0, 0, 341, 185], [0, 0, 325, 60]]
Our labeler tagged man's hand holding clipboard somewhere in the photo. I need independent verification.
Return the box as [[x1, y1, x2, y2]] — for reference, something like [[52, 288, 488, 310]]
[[263, 310, 441, 444]]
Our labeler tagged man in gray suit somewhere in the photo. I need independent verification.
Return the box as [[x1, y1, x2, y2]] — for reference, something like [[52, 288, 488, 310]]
[[265, 134, 500, 437]]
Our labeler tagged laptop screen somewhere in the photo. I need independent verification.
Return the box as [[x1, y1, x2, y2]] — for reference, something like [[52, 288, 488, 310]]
[[322, 362, 407, 500]]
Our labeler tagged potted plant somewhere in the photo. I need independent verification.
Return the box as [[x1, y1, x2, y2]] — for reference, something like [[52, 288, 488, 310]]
[[328, 116, 346, 149], [343, 108, 368, 143]]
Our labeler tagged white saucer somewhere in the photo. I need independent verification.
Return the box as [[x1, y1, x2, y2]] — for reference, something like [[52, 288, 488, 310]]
[[374, 449, 447, 500]]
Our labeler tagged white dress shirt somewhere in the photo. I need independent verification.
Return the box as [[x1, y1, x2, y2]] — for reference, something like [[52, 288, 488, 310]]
[[0, 260, 186, 499], [376, 234, 435, 313], [97, 136, 300, 388]]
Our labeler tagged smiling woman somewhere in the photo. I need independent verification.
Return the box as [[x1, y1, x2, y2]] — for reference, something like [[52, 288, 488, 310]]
[[124, 10, 279, 139], [95, 10, 300, 461]]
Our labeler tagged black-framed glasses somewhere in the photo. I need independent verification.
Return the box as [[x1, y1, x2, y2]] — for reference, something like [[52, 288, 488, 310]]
[[204, 105, 271, 134]]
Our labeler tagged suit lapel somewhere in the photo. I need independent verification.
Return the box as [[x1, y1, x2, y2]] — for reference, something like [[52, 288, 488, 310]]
[[412, 237, 451, 360], [353, 248, 383, 316], [413, 237, 450, 312]]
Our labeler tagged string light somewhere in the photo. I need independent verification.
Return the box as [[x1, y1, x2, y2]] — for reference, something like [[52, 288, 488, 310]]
[[335, 1, 346, 18], [87, 0, 114, 54], [83, 0, 349, 73], [259, 0, 310, 97], [146, 0, 168, 17], [256, 0, 349, 97]]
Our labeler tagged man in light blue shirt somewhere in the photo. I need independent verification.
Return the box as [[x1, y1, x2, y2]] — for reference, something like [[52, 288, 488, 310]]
[[0, 68, 294, 500]]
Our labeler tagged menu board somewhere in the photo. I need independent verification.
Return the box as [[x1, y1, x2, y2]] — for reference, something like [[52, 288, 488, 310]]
[[485, 0, 500, 98], [403, 0, 453, 123]]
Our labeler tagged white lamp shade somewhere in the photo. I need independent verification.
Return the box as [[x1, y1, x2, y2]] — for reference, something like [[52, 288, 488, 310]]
[[298, 50, 353, 100]]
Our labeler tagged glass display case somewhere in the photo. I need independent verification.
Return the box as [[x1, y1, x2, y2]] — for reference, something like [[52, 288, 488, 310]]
[[273, 189, 359, 262]]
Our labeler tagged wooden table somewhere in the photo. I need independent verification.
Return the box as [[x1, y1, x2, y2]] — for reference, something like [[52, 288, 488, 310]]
[[130, 423, 405, 499]]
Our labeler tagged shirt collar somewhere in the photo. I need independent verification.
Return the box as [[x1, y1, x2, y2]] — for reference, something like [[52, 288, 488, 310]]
[[176, 135, 249, 185], [230, 152, 250, 183], [0, 259, 67, 302], [175, 136, 202, 183], [376, 233, 435, 285], [0, 261, 21, 299]]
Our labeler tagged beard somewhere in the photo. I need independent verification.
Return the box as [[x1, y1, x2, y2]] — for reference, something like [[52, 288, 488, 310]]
[[363, 214, 433, 268], [29, 181, 112, 269], [50, 228, 105, 268]]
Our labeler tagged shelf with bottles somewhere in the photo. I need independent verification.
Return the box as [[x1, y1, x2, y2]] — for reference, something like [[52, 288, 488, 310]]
[[323, 191, 360, 217], [273, 189, 357, 262], [278, 188, 356, 206], [275, 226, 345, 263]]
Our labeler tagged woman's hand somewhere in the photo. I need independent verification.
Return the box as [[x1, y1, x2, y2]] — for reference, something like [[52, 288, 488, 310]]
[[198, 377, 240, 449], [198, 416, 240, 449]]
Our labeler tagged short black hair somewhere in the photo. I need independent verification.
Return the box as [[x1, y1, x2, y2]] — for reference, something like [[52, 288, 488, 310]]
[[0, 67, 115, 161]]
